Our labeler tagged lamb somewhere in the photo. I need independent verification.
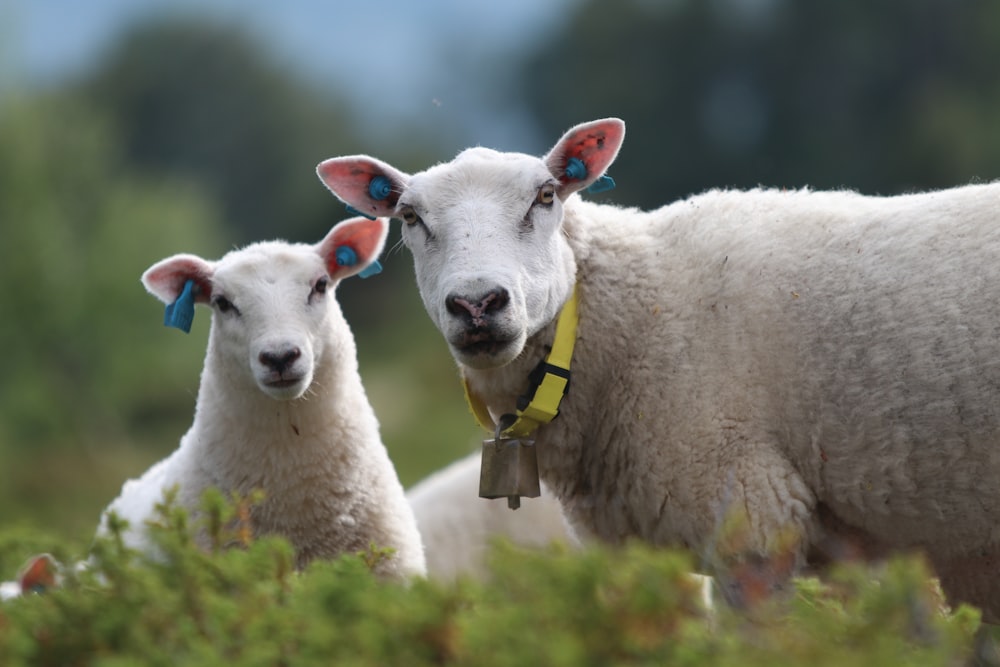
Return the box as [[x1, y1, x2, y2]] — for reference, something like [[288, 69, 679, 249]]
[[99, 216, 425, 579], [316, 118, 1000, 618], [406, 452, 576, 581]]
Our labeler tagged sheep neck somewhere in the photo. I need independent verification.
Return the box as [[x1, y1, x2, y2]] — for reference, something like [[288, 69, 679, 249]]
[[463, 284, 580, 438], [193, 336, 357, 461]]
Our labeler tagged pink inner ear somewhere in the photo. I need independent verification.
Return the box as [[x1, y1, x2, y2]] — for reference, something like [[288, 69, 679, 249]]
[[551, 119, 626, 186], [316, 157, 403, 218], [320, 217, 389, 277], [143, 256, 214, 304]]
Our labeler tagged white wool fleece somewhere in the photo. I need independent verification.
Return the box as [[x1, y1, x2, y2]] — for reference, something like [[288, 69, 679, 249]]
[[407, 452, 577, 581]]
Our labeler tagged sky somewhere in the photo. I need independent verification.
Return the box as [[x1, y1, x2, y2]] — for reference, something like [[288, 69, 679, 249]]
[[0, 0, 578, 148]]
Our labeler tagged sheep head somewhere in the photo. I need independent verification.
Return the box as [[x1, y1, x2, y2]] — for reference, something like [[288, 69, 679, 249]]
[[316, 118, 625, 370], [141, 216, 388, 399]]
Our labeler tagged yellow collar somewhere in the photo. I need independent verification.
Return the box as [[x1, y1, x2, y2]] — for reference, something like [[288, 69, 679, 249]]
[[463, 285, 580, 438]]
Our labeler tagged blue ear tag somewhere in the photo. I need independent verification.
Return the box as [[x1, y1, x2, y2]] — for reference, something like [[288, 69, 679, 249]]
[[335, 245, 383, 279], [566, 156, 615, 194], [369, 175, 392, 200], [164, 279, 196, 333], [358, 262, 382, 278], [564, 157, 588, 181], [587, 174, 616, 194], [343, 176, 393, 221]]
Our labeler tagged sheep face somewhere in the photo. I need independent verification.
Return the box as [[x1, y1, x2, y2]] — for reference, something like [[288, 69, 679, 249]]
[[398, 149, 577, 369], [317, 119, 625, 370], [141, 217, 389, 399], [207, 247, 333, 400]]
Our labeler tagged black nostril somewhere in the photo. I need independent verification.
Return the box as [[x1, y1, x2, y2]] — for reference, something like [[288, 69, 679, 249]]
[[445, 293, 466, 317], [484, 288, 509, 313], [259, 347, 301, 373]]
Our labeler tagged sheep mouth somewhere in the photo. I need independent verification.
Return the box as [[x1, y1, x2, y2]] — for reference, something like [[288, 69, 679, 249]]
[[264, 378, 304, 389], [259, 373, 309, 394], [451, 330, 517, 357]]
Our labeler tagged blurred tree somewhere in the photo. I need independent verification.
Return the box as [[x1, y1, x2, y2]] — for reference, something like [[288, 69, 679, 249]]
[[520, 0, 1000, 208], [0, 93, 230, 446], [76, 17, 448, 334], [0, 92, 232, 529], [78, 17, 364, 246]]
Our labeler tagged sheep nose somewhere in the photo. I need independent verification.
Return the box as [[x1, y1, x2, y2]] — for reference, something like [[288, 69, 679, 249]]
[[445, 288, 510, 324], [259, 346, 301, 373]]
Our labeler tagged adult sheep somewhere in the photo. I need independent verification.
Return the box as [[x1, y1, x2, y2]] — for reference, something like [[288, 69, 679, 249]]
[[316, 118, 1000, 617], [100, 216, 425, 579]]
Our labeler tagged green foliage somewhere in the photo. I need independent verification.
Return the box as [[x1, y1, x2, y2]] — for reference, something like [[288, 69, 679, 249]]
[[76, 17, 363, 247], [0, 498, 985, 666], [0, 93, 225, 447], [0, 92, 229, 536]]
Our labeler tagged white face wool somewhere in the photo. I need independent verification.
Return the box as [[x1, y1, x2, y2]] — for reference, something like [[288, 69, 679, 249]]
[[316, 118, 625, 370], [142, 216, 388, 399]]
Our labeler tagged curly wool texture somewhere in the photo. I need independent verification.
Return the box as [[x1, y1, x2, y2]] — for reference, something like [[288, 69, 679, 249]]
[[467, 183, 1000, 613]]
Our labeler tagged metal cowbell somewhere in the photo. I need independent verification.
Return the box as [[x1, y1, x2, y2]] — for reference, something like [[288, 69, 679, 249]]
[[479, 418, 541, 510]]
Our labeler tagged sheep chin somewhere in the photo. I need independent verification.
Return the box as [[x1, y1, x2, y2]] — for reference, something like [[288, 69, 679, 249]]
[[256, 373, 312, 401], [451, 336, 525, 370]]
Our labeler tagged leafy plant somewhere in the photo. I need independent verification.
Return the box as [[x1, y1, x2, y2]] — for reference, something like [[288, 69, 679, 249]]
[[0, 493, 985, 666]]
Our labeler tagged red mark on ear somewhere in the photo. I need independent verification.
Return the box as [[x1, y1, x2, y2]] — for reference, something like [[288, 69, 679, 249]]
[[19, 555, 57, 593], [564, 129, 611, 164]]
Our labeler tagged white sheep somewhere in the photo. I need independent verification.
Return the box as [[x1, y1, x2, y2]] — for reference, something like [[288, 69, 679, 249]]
[[406, 452, 577, 581], [316, 119, 1000, 617], [406, 453, 715, 615], [100, 216, 425, 579]]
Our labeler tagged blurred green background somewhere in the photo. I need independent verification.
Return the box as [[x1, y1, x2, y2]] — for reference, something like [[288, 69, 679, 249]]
[[1, 0, 999, 547]]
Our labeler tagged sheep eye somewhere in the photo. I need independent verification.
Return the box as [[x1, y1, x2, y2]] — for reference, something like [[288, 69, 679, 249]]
[[536, 183, 556, 207], [213, 295, 237, 314], [399, 206, 422, 227], [310, 276, 329, 301]]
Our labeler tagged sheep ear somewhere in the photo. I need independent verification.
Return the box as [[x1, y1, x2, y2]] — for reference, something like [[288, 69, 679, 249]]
[[141, 254, 215, 305], [545, 118, 626, 199], [316, 156, 409, 220], [142, 255, 216, 333], [317, 216, 390, 281], [18, 553, 57, 594]]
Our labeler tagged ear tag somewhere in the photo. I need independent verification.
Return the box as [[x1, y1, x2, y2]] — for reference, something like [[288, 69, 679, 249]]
[[566, 156, 615, 194], [164, 279, 196, 333], [359, 262, 382, 278], [587, 174, 616, 194], [564, 156, 588, 181], [342, 175, 393, 221], [368, 175, 392, 200], [335, 245, 382, 279]]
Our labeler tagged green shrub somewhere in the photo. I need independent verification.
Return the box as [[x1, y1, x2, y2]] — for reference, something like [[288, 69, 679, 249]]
[[0, 494, 986, 666]]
